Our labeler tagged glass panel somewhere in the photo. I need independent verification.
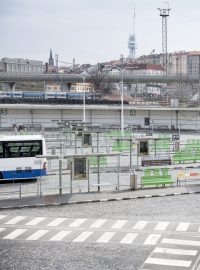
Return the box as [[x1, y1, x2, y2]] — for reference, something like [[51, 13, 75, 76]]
[[0, 142, 3, 158], [4, 140, 42, 158]]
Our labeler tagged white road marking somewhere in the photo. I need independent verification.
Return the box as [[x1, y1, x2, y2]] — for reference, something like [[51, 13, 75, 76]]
[[120, 233, 138, 244], [68, 219, 87, 228], [3, 229, 27, 239], [0, 215, 7, 221], [154, 222, 169, 231], [26, 217, 46, 226], [5, 216, 26, 225], [176, 222, 190, 231], [96, 232, 116, 243], [50, 231, 72, 241], [145, 257, 191, 267], [73, 231, 93, 242], [132, 221, 148, 230], [111, 220, 127, 229], [26, 230, 49, 240], [90, 219, 107, 228], [154, 247, 198, 256], [0, 228, 6, 233], [47, 218, 67, 227], [162, 238, 200, 246], [144, 234, 161, 245]]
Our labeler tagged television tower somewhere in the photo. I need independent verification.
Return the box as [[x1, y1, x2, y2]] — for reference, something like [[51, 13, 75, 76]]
[[128, 4, 136, 60], [158, 3, 171, 74]]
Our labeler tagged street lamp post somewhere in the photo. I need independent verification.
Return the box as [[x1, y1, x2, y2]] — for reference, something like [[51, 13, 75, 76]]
[[81, 76, 86, 123], [73, 74, 87, 123], [106, 65, 125, 137], [120, 69, 124, 138]]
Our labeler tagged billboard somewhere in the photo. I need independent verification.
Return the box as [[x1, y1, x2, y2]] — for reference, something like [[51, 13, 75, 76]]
[[72, 157, 88, 180], [138, 140, 149, 156], [82, 133, 92, 147]]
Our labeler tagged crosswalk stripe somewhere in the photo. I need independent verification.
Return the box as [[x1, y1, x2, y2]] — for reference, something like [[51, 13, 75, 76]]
[[96, 232, 115, 243], [69, 219, 87, 228], [176, 222, 190, 231], [120, 233, 138, 244], [145, 257, 192, 267], [26, 230, 49, 240], [26, 217, 46, 226], [47, 218, 67, 227], [144, 234, 161, 245], [153, 247, 198, 256], [73, 231, 93, 242], [0, 215, 7, 220], [111, 220, 127, 229], [132, 221, 148, 230], [3, 229, 27, 239], [0, 228, 6, 233], [49, 231, 72, 241], [90, 219, 107, 228], [162, 238, 200, 246], [154, 222, 169, 231], [5, 216, 26, 225]]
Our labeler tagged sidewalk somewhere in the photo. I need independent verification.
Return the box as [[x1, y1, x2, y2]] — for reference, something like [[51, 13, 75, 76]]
[[0, 184, 200, 210]]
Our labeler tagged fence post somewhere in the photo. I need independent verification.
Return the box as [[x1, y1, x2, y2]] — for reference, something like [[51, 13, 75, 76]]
[[97, 132, 100, 153], [130, 139, 132, 169], [88, 158, 90, 192], [97, 156, 100, 192], [59, 159, 62, 195], [75, 133, 77, 154], [117, 154, 120, 191], [70, 161, 72, 194]]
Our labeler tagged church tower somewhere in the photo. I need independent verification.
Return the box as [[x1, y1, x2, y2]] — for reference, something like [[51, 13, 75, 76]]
[[49, 48, 54, 66]]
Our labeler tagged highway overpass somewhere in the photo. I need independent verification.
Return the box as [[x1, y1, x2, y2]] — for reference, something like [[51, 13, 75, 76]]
[[0, 72, 199, 83]]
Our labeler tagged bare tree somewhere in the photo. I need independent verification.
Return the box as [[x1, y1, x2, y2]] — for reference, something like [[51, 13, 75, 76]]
[[166, 83, 194, 103], [88, 68, 116, 95]]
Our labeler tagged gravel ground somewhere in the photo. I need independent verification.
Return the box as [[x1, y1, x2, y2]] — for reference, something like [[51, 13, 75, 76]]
[[0, 241, 151, 270], [1, 193, 200, 222], [1, 187, 200, 270]]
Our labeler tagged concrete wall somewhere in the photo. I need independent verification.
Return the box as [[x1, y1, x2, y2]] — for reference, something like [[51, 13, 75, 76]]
[[1, 104, 200, 131]]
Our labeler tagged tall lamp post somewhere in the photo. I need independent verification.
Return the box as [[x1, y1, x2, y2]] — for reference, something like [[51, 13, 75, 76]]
[[106, 65, 125, 137], [72, 74, 87, 123], [81, 76, 87, 123]]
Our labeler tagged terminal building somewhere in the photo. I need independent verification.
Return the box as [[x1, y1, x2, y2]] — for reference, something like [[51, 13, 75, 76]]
[[0, 57, 43, 74]]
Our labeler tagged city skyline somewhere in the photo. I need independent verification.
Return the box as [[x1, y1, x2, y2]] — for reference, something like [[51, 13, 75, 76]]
[[0, 0, 200, 64]]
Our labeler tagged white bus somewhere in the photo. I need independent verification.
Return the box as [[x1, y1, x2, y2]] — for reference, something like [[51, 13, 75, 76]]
[[0, 135, 47, 180]]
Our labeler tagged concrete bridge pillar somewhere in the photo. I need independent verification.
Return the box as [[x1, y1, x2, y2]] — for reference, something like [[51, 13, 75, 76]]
[[0, 82, 16, 91]]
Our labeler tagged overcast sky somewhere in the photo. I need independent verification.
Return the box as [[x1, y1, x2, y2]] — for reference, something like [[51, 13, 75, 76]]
[[0, 0, 199, 65]]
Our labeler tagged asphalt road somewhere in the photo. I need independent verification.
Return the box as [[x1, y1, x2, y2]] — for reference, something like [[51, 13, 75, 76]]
[[0, 194, 200, 270]]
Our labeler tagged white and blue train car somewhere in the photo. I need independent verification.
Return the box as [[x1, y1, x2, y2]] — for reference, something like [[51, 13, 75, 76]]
[[0, 135, 47, 180], [0, 90, 92, 100]]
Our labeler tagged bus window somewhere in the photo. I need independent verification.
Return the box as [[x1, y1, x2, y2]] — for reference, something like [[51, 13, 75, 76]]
[[0, 143, 3, 158], [4, 141, 42, 158], [5, 143, 19, 158]]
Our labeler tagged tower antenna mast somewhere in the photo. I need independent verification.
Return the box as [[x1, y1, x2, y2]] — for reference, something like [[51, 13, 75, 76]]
[[128, 3, 136, 60]]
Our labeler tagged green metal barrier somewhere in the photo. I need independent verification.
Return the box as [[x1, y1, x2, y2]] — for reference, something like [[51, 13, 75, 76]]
[[141, 168, 173, 187], [112, 140, 130, 152], [89, 156, 107, 167]]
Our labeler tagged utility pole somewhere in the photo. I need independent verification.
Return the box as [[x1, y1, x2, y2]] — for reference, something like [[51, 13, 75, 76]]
[[158, 4, 171, 75]]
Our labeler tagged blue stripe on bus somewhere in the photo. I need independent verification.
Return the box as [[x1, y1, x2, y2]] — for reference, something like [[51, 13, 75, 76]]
[[2, 169, 47, 179]]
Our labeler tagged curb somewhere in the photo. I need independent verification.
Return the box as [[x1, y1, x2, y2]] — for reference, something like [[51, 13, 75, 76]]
[[0, 190, 200, 210]]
